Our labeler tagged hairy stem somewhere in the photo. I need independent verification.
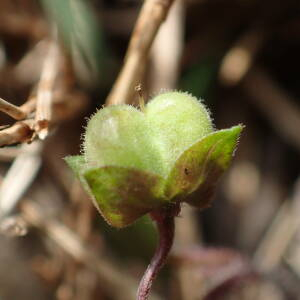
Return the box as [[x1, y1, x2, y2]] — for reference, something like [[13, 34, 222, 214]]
[[137, 204, 180, 300]]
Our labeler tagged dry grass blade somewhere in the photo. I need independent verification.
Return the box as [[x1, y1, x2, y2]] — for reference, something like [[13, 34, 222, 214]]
[[0, 141, 42, 219], [106, 0, 175, 105]]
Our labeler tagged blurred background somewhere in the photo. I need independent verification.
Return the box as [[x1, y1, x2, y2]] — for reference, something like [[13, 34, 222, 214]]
[[0, 0, 299, 299]]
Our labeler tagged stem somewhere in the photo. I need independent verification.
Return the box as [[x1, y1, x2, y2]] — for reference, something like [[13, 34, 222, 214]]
[[135, 84, 145, 113], [137, 204, 180, 300]]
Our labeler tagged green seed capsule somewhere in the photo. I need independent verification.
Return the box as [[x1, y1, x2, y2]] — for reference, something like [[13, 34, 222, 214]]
[[65, 91, 243, 227], [83, 105, 164, 175]]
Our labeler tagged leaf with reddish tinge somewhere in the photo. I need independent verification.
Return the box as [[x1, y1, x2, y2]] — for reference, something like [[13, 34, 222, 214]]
[[83, 166, 167, 227]]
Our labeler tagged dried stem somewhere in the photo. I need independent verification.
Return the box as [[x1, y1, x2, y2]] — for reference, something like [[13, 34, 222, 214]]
[[0, 119, 34, 146], [0, 141, 42, 219], [137, 203, 180, 300], [106, 0, 175, 106], [0, 97, 27, 120], [0, 91, 86, 147]]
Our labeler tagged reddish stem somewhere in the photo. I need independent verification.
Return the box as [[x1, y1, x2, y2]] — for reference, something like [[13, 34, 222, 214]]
[[137, 204, 180, 300]]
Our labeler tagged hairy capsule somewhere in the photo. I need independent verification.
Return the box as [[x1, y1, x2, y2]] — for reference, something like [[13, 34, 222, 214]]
[[66, 91, 242, 227]]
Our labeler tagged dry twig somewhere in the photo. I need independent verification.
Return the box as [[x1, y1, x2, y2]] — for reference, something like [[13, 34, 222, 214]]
[[0, 91, 87, 147], [35, 40, 60, 139], [106, 0, 175, 105], [0, 141, 42, 219], [0, 39, 62, 146], [0, 97, 27, 120], [0, 119, 34, 146]]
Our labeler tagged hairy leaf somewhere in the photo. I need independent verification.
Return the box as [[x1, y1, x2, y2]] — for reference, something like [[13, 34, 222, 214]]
[[83, 166, 167, 227], [165, 125, 243, 207]]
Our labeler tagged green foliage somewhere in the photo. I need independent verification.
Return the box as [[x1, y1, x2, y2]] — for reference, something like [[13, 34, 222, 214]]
[[84, 166, 166, 227], [66, 91, 243, 227], [165, 126, 243, 203]]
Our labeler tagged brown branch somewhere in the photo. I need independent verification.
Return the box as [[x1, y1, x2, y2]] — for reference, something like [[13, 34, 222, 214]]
[[105, 0, 175, 106], [0, 91, 87, 147], [0, 97, 27, 120], [0, 120, 34, 146]]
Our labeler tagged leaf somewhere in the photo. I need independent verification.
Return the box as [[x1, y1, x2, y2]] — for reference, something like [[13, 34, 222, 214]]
[[64, 155, 100, 210], [164, 125, 243, 207], [83, 166, 167, 228], [40, 0, 107, 82]]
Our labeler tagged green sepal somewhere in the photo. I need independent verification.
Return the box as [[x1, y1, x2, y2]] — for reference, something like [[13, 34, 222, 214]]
[[64, 155, 92, 194], [165, 125, 243, 207], [65, 155, 87, 177], [83, 166, 167, 228]]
